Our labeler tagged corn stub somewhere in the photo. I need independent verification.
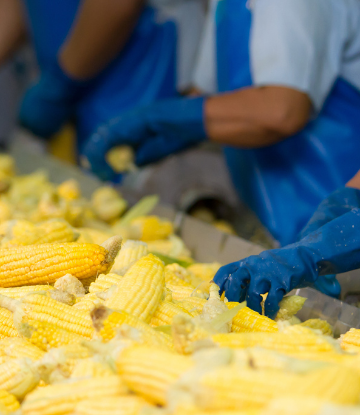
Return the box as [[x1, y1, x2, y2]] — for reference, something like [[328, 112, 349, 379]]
[[275, 295, 307, 321], [199, 283, 230, 333], [22, 375, 128, 415], [299, 319, 333, 336], [187, 262, 222, 282], [228, 305, 278, 333], [91, 306, 173, 350], [0, 236, 121, 287], [131, 216, 174, 241], [172, 315, 211, 355], [73, 293, 104, 313], [89, 273, 123, 294], [0, 390, 20, 414], [340, 328, 360, 352], [54, 274, 85, 297], [150, 301, 192, 327], [0, 338, 44, 361], [74, 395, 151, 415], [70, 357, 114, 379], [111, 240, 148, 275], [116, 345, 193, 405], [0, 358, 39, 399], [0, 285, 54, 299], [0, 308, 19, 339], [0, 292, 94, 338], [105, 254, 165, 322]]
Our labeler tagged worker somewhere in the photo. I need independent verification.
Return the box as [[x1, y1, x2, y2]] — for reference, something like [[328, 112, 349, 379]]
[[2, 0, 204, 146], [82, 0, 360, 248], [214, 171, 360, 318]]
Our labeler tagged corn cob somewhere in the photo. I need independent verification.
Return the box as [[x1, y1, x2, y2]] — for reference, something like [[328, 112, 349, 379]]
[[0, 285, 54, 299], [116, 345, 193, 405], [74, 395, 151, 415], [0, 338, 44, 361], [211, 327, 336, 355], [340, 328, 360, 352], [0, 235, 121, 287], [91, 186, 128, 222], [165, 264, 193, 285], [105, 254, 165, 322], [111, 240, 148, 275], [299, 319, 333, 336], [17, 320, 85, 351], [165, 269, 192, 287], [227, 305, 278, 333], [0, 292, 94, 338], [77, 228, 114, 245], [91, 306, 173, 350], [177, 297, 207, 314], [0, 390, 20, 414], [172, 315, 211, 355], [54, 274, 86, 297], [57, 179, 81, 201], [275, 295, 307, 321], [150, 301, 192, 327], [0, 308, 19, 339], [70, 357, 114, 379], [89, 273, 123, 294], [0, 358, 39, 399], [73, 293, 104, 313], [166, 284, 208, 301], [130, 216, 174, 241], [22, 375, 128, 415], [187, 262, 222, 282]]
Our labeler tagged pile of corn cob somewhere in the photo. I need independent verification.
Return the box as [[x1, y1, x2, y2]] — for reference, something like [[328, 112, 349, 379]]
[[1, 155, 360, 415]]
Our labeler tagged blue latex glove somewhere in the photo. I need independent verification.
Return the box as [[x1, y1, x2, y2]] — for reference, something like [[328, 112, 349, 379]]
[[299, 187, 360, 297], [214, 208, 360, 318], [81, 97, 206, 181], [19, 61, 90, 138]]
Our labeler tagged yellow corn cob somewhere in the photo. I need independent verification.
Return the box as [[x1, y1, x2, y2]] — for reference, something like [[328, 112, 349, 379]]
[[150, 301, 192, 327], [275, 295, 307, 321], [91, 186, 128, 222], [0, 235, 122, 287], [340, 328, 360, 352], [165, 269, 192, 287], [211, 327, 336, 355], [166, 284, 207, 301], [1, 218, 79, 248], [261, 397, 332, 415], [89, 273, 123, 294], [0, 358, 39, 399], [0, 390, 20, 414], [116, 345, 193, 405], [0, 308, 19, 339], [17, 320, 85, 351], [0, 292, 94, 338], [22, 375, 128, 415], [54, 274, 85, 297], [91, 306, 173, 350], [70, 357, 114, 379], [57, 179, 81, 201], [227, 305, 278, 333], [177, 297, 207, 314], [0, 338, 45, 361], [0, 285, 54, 299], [73, 293, 104, 313], [74, 395, 151, 415], [165, 264, 193, 285], [111, 240, 148, 275], [187, 262, 222, 282], [131, 216, 174, 241], [105, 254, 165, 322], [299, 319, 333, 336]]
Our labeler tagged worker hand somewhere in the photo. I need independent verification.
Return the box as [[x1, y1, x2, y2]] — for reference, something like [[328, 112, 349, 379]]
[[214, 208, 360, 318], [19, 61, 90, 138], [82, 97, 207, 181], [299, 187, 360, 297]]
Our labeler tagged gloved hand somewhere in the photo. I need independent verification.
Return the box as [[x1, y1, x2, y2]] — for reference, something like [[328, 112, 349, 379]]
[[19, 61, 90, 138], [214, 208, 360, 318], [299, 187, 360, 297], [81, 97, 207, 181]]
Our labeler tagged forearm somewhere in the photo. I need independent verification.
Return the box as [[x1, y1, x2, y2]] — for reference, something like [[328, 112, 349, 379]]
[[0, 0, 27, 66], [204, 86, 311, 148], [59, 0, 145, 79]]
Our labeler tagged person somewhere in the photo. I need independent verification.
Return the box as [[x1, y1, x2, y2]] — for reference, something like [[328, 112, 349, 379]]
[[1, 0, 204, 148], [82, 0, 360, 249], [214, 171, 360, 318]]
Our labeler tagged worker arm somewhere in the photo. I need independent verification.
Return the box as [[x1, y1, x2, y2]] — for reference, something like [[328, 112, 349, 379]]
[[0, 0, 27, 66], [214, 208, 360, 318], [19, 0, 145, 138]]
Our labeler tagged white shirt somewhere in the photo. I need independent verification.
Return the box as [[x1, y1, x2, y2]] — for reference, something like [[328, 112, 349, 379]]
[[193, 0, 360, 112], [150, 0, 206, 91]]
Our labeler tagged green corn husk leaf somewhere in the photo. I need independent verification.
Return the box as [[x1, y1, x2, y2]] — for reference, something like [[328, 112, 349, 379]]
[[151, 252, 194, 268], [119, 195, 159, 226]]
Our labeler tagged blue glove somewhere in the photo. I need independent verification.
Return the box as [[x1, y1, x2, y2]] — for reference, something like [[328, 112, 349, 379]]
[[214, 208, 360, 318], [19, 61, 90, 138], [82, 97, 207, 181], [299, 187, 360, 297]]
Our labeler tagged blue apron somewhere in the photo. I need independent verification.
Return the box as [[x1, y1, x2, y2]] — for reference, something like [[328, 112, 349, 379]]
[[23, 1, 177, 149], [216, 0, 360, 247]]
